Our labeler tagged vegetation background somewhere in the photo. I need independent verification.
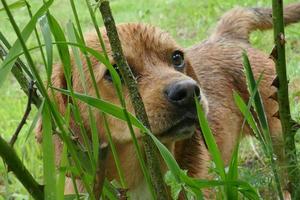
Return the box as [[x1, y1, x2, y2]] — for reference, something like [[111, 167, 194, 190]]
[[0, 0, 299, 199]]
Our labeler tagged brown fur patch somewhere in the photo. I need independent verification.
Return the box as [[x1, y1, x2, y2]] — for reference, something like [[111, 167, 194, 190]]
[[36, 23, 208, 198]]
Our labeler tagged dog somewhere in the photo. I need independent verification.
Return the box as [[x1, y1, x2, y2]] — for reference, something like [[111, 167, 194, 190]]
[[36, 23, 210, 199], [178, 2, 300, 198], [36, 3, 300, 199]]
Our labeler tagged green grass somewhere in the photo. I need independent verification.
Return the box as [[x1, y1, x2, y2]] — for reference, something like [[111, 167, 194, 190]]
[[0, 0, 300, 199]]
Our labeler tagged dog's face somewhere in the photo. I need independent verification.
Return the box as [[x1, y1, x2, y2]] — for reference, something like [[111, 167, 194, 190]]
[[55, 23, 207, 144]]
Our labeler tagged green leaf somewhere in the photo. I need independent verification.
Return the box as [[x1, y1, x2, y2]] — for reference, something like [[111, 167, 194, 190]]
[[42, 103, 57, 200], [226, 141, 239, 200], [0, 0, 26, 12], [102, 180, 121, 200], [0, 0, 54, 87], [57, 144, 67, 200], [47, 14, 71, 81], [39, 15, 53, 82], [55, 88, 185, 192], [64, 193, 89, 200], [242, 51, 283, 199], [194, 97, 226, 180], [242, 52, 270, 140], [182, 176, 259, 199], [233, 92, 261, 137], [66, 21, 86, 90], [54, 88, 145, 131], [164, 171, 183, 199]]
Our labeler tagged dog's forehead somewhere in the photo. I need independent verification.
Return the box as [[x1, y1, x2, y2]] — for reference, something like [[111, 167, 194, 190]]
[[118, 23, 179, 51], [96, 23, 183, 73], [117, 24, 182, 70]]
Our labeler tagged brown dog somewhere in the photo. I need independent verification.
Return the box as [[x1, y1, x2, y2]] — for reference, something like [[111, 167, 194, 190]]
[[185, 2, 300, 163], [36, 23, 209, 198], [177, 2, 300, 197], [36, 3, 300, 199]]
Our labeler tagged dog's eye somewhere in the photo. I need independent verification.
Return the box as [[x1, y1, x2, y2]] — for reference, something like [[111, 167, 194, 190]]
[[171, 50, 185, 70], [104, 64, 122, 82]]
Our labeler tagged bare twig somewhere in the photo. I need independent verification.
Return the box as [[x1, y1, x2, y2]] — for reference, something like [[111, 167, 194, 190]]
[[272, 0, 300, 198], [98, 1, 168, 199], [9, 80, 35, 146], [0, 39, 42, 107], [0, 32, 34, 79]]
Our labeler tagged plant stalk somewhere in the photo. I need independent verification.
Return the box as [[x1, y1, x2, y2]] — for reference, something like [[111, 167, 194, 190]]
[[0, 41, 41, 107], [0, 135, 44, 199], [272, 0, 300, 198], [98, 1, 168, 199]]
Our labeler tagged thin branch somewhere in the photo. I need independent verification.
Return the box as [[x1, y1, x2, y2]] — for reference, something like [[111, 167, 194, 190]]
[[0, 40, 42, 107], [0, 32, 34, 79], [98, 1, 168, 199], [9, 80, 35, 146], [0, 134, 44, 199], [272, 0, 300, 198]]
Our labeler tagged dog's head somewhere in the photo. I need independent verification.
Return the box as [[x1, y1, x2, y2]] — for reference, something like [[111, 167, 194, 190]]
[[37, 23, 207, 145]]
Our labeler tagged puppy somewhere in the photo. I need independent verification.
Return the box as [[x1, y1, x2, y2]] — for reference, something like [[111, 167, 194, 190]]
[[179, 2, 300, 196], [36, 3, 300, 199], [36, 24, 209, 199]]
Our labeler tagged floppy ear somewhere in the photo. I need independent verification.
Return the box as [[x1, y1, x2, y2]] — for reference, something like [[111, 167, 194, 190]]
[[35, 64, 68, 143]]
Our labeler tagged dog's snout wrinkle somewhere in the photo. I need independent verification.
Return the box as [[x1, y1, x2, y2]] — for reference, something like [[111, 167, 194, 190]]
[[165, 79, 201, 107]]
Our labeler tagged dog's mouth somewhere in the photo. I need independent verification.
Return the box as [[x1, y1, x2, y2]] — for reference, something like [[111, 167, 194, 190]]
[[158, 114, 198, 143]]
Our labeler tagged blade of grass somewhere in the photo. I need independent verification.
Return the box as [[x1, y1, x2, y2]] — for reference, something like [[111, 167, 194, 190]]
[[272, 0, 300, 197], [67, 0, 149, 188], [226, 141, 239, 200], [66, 22, 118, 194], [98, 1, 167, 198], [47, 14, 95, 173], [25, 1, 48, 73], [0, 0, 26, 12], [56, 108, 70, 200], [68, 2, 133, 191], [4, 38, 161, 197], [0, 31, 34, 79], [102, 179, 122, 200], [0, 1, 95, 198], [56, 87, 183, 179], [57, 86, 260, 199], [228, 74, 263, 200], [67, 2, 127, 190], [0, 0, 54, 87], [243, 51, 284, 200], [39, 15, 53, 82], [54, 88, 144, 129], [194, 97, 226, 180], [42, 103, 57, 200], [233, 92, 267, 152], [243, 52, 271, 143]]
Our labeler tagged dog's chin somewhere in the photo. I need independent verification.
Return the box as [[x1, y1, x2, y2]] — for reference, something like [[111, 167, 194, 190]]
[[158, 117, 197, 143]]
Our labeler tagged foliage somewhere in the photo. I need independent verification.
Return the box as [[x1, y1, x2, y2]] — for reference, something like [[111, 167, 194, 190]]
[[0, 0, 299, 199]]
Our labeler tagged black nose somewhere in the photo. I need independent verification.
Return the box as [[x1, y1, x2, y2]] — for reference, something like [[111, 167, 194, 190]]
[[165, 79, 201, 107]]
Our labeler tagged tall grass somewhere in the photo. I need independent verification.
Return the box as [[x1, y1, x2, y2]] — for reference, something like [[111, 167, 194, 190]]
[[0, 0, 298, 200]]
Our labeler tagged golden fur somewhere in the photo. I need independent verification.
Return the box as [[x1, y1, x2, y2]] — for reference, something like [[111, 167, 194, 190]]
[[186, 2, 300, 165], [36, 3, 300, 199], [36, 24, 209, 198], [180, 3, 300, 198]]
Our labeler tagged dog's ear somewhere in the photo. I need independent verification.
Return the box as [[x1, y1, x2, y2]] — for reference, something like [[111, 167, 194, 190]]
[[35, 64, 68, 143]]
